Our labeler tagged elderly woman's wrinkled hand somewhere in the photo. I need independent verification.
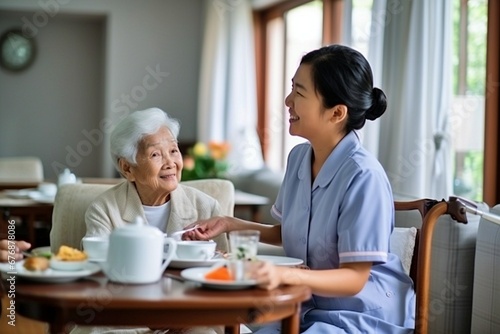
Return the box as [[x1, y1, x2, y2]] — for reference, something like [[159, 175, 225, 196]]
[[0, 239, 31, 263]]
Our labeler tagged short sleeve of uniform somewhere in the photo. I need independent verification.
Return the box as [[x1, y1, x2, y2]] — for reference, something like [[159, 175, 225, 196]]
[[337, 163, 393, 265]]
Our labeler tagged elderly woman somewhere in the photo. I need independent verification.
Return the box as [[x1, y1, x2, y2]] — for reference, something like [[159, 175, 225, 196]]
[[84, 107, 228, 250], [74, 108, 227, 334]]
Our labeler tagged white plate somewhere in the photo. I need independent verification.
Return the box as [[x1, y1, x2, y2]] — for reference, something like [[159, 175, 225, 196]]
[[180, 267, 256, 290], [0, 260, 101, 283], [4, 188, 37, 199], [28, 191, 55, 204], [256, 255, 303, 267]]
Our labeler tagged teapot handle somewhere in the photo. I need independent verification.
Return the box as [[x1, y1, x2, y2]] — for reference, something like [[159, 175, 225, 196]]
[[161, 238, 177, 272]]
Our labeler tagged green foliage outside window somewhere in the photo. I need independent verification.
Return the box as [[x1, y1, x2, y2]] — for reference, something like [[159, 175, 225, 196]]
[[451, 0, 487, 201]]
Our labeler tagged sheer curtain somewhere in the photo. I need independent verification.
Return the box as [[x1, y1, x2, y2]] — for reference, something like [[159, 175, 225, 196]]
[[197, 0, 264, 175], [365, 0, 453, 199], [358, 0, 386, 159]]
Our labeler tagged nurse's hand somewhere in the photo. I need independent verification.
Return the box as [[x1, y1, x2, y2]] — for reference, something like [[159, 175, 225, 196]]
[[182, 216, 229, 241], [248, 260, 285, 290]]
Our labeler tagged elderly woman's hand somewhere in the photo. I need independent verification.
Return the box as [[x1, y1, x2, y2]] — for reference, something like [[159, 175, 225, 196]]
[[182, 216, 229, 241], [0, 239, 31, 263]]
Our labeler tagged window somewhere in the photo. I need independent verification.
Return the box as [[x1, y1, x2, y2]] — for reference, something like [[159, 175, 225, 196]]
[[451, 0, 487, 201], [263, 1, 323, 171], [254, 0, 491, 201]]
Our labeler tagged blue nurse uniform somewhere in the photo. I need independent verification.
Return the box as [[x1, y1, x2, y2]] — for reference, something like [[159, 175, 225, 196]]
[[255, 132, 415, 333]]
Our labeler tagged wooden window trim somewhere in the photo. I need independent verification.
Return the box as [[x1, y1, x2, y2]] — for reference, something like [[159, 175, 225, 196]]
[[323, 0, 344, 45], [483, 0, 500, 205], [253, 0, 343, 159]]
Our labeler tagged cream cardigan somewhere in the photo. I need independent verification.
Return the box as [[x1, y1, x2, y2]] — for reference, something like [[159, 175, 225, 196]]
[[84, 181, 228, 251]]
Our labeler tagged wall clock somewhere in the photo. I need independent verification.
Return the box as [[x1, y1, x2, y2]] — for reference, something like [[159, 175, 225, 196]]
[[0, 28, 36, 72]]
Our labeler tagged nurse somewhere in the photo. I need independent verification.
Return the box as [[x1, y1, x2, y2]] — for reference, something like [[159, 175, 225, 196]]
[[186, 44, 415, 333]]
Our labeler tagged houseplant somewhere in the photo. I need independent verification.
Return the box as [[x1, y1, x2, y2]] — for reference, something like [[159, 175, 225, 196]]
[[182, 141, 230, 181]]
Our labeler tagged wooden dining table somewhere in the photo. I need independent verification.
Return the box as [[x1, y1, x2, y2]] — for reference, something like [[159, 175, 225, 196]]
[[7, 269, 311, 334], [0, 191, 53, 246]]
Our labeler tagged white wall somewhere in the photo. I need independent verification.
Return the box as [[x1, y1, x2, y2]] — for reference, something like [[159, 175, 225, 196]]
[[0, 11, 105, 179], [0, 0, 204, 178]]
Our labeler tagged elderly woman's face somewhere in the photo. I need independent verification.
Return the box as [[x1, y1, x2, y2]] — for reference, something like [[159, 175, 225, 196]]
[[120, 127, 182, 206]]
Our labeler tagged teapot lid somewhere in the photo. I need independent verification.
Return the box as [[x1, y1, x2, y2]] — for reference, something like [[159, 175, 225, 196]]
[[111, 216, 163, 237]]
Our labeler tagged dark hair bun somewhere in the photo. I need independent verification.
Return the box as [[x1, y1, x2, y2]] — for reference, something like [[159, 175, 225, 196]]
[[366, 87, 387, 121]]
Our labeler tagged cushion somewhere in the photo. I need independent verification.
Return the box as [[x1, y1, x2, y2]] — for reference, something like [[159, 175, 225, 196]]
[[390, 227, 417, 275], [471, 204, 500, 332]]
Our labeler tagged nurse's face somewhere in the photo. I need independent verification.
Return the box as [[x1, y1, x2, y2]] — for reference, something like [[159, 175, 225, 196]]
[[284, 64, 331, 141]]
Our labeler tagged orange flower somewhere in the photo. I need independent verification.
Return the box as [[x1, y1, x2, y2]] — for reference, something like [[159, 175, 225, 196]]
[[208, 141, 230, 160], [183, 156, 195, 170]]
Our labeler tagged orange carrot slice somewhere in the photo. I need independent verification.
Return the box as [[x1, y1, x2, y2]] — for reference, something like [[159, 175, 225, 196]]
[[204, 266, 233, 281]]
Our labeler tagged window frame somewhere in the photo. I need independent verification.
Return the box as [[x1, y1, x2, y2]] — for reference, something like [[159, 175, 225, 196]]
[[253, 0, 499, 205], [253, 0, 343, 159]]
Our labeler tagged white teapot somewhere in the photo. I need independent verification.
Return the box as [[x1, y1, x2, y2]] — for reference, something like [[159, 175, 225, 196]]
[[101, 217, 177, 284], [58, 168, 77, 187]]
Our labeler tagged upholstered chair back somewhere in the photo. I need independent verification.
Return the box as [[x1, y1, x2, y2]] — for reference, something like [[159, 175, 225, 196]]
[[470, 204, 500, 333], [0, 156, 43, 183], [50, 179, 235, 253]]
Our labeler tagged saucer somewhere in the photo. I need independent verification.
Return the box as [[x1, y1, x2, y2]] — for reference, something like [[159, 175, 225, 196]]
[[0, 261, 100, 283], [4, 188, 37, 199], [180, 267, 256, 290], [29, 191, 55, 204]]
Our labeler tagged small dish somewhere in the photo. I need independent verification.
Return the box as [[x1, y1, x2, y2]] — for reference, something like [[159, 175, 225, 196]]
[[50, 257, 88, 271], [29, 191, 55, 204], [180, 267, 256, 290], [4, 188, 37, 199]]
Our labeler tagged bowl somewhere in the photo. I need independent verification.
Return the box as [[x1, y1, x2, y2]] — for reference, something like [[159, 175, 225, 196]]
[[81, 236, 109, 261], [176, 240, 216, 260], [50, 257, 88, 271]]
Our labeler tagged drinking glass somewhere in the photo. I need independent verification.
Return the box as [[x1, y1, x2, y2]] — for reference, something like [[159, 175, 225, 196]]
[[228, 230, 260, 280]]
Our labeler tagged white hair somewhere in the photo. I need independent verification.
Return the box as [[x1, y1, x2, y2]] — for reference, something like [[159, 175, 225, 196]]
[[110, 108, 181, 172]]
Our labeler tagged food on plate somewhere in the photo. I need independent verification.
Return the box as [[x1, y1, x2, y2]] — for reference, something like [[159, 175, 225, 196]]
[[55, 245, 88, 261], [204, 266, 233, 281], [23, 256, 50, 271], [32, 250, 52, 259]]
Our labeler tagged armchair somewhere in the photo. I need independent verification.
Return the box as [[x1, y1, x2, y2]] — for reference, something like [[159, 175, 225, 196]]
[[50, 179, 235, 252], [0, 156, 43, 185]]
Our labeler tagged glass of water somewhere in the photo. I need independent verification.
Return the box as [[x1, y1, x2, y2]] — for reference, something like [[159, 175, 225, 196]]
[[228, 230, 260, 280]]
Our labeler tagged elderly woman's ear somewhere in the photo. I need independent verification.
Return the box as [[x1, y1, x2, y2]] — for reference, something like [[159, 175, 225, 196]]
[[119, 158, 134, 181]]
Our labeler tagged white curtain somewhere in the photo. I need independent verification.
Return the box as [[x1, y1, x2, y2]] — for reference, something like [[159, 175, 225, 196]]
[[369, 0, 453, 199], [197, 0, 264, 175], [358, 0, 387, 158]]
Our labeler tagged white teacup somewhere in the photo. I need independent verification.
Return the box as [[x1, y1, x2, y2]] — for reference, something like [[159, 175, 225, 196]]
[[82, 236, 109, 261], [175, 240, 216, 260]]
